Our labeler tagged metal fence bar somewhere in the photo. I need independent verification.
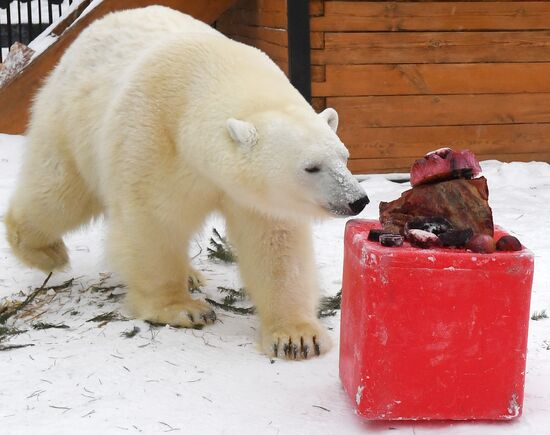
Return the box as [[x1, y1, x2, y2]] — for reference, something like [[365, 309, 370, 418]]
[[0, 11, 3, 62], [6, 2, 13, 50], [48, 0, 53, 25], [17, 0, 21, 44], [1, 0, 73, 62], [38, 0, 42, 30], [26, 0, 33, 41]]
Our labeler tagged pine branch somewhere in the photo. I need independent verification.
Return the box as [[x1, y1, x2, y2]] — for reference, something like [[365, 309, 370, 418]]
[[0, 274, 75, 324], [32, 322, 69, 330], [121, 326, 140, 338], [0, 326, 26, 342], [317, 290, 342, 318], [205, 298, 255, 315], [207, 228, 237, 263], [531, 309, 548, 321]]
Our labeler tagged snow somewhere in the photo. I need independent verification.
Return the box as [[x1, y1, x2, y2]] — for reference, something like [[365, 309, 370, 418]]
[[0, 133, 549, 434]]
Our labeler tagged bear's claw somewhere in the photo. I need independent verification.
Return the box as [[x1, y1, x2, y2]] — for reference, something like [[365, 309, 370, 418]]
[[138, 298, 217, 329], [263, 321, 331, 360]]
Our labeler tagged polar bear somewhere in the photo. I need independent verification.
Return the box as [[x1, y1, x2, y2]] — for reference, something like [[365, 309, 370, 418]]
[[5, 6, 369, 359]]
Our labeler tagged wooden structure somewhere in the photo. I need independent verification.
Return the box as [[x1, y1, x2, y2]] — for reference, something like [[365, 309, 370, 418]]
[[0, 0, 236, 134], [2, 0, 550, 173], [218, 0, 550, 173]]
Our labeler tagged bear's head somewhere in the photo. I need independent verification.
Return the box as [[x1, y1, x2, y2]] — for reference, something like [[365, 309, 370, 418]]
[[225, 106, 369, 220]]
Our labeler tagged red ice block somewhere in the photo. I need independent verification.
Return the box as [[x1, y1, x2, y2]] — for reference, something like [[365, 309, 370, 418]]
[[340, 219, 534, 420]]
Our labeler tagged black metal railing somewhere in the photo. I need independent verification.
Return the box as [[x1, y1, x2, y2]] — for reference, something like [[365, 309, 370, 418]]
[[0, 0, 73, 62]]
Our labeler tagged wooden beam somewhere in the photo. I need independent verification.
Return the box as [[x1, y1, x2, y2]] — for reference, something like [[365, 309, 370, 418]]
[[329, 93, 550, 128], [312, 31, 550, 65], [311, 1, 550, 32], [313, 63, 550, 97]]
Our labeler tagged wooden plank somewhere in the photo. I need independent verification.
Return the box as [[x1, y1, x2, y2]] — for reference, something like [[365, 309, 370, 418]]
[[0, 0, 238, 134], [310, 31, 324, 49], [309, 0, 324, 17], [235, 0, 287, 13], [337, 124, 550, 159], [311, 2, 550, 32], [224, 7, 286, 28], [230, 34, 288, 63], [216, 19, 288, 46], [311, 65, 325, 82], [312, 31, 550, 65], [328, 94, 550, 127], [313, 63, 550, 96], [348, 152, 550, 175]]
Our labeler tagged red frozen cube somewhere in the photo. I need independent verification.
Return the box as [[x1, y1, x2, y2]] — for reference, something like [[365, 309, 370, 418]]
[[340, 219, 534, 420]]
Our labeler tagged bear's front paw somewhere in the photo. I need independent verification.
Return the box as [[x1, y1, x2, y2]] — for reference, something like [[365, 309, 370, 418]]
[[144, 298, 217, 329], [261, 320, 332, 360]]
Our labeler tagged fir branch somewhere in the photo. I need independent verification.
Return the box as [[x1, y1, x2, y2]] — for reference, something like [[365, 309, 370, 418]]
[[0, 274, 75, 324], [86, 311, 127, 323], [218, 286, 246, 306], [0, 326, 27, 342], [207, 228, 237, 263], [205, 298, 255, 315], [531, 309, 548, 321], [32, 322, 69, 330], [317, 290, 342, 318], [0, 343, 35, 351], [121, 326, 140, 338]]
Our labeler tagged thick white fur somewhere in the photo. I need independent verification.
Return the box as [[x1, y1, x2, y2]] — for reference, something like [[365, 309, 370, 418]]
[[5, 6, 367, 359]]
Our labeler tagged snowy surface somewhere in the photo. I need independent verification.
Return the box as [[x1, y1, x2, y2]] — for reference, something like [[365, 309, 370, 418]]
[[0, 133, 549, 434]]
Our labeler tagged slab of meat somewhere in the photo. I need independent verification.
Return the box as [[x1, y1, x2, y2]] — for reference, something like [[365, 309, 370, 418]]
[[379, 177, 494, 236], [410, 148, 482, 187]]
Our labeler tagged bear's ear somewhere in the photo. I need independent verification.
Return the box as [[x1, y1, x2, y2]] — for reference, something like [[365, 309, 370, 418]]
[[319, 107, 339, 132], [226, 118, 258, 150]]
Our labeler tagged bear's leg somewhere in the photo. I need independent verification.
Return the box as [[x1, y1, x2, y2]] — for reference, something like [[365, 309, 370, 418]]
[[108, 214, 215, 328], [223, 203, 331, 360], [5, 143, 102, 272]]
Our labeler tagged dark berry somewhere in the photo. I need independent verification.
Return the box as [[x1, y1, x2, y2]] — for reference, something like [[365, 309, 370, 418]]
[[380, 234, 404, 247], [496, 235, 522, 252], [438, 229, 474, 247], [368, 229, 391, 242], [466, 234, 496, 254]]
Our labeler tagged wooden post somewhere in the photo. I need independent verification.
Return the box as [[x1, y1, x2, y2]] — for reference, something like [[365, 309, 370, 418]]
[[287, 0, 311, 102]]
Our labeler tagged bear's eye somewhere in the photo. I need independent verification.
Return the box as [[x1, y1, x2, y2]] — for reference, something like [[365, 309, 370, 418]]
[[305, 165, 321, 174]]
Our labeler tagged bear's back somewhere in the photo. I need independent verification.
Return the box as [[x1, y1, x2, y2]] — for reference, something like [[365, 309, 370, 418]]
[[39, 6, 221, 105]]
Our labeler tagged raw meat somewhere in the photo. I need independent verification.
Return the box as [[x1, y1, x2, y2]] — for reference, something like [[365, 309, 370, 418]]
[[410, 148, 482, 187], [379, 177, 494, 236]]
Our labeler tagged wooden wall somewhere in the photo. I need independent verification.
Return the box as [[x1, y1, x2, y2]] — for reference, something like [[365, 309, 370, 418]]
[[310, 1, 550, 173], [216, 0, 290, 74], [4, 0, 549, 174], [219, 1, 550, 173]]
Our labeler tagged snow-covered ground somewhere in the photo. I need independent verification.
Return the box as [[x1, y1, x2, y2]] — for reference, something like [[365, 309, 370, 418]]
[[0, 133, 549, 434]]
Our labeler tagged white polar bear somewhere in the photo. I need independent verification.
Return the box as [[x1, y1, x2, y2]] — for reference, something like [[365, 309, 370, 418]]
[[5, 6, 369, 359]]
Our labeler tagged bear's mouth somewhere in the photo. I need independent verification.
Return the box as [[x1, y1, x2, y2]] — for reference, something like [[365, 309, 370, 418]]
[[326, 204, 355, 217]]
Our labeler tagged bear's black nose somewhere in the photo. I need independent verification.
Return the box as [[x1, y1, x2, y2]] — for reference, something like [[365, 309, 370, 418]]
[[349, 195, 370, 215]]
